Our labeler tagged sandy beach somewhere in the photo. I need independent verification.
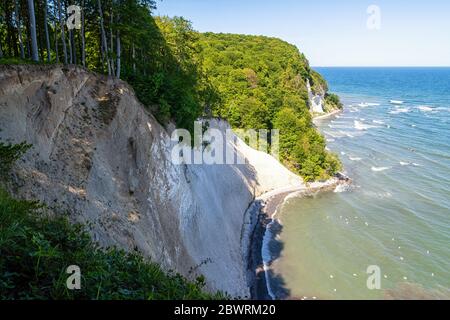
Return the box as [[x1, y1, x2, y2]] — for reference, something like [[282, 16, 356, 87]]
[[247, 176, 349, 300], [313, 109, 343, 121]]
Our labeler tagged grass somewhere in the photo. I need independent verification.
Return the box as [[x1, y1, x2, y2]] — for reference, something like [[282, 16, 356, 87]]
[[0, 141, 227, 300], [0, 189, 227, 300]]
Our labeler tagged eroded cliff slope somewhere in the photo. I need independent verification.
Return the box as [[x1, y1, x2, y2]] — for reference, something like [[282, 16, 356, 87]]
[[0, 65, 303, 297]]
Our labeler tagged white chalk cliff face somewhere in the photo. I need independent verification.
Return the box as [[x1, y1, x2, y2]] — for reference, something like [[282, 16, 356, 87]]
[[307, 79, 325, 113], [0, 65, 302, 297]]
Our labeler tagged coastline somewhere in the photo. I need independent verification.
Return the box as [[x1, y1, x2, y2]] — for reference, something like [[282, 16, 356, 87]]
[[313, 109, 343, 121], [247, 176, 350, 300]]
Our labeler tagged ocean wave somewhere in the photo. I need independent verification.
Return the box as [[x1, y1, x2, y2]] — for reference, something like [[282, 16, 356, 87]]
[[372, 120, 385, 125], [389, 107, 410, 115], [334, 184, 353, 193], [417, 106, 433, 112], [354, 120, 378, 130], [371, 166, 391, 172], [349, 156, 362, 161], [363, 190, 393, 198]]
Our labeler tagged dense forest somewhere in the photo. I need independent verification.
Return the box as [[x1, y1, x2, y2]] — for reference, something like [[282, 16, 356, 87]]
[[197, 33, 341, 180], [0, 0, 340, 180]]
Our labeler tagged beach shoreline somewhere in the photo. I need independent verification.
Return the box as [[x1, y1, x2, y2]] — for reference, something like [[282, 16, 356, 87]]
[[313, 109, 343, 121], [247, 175, 350, 300]]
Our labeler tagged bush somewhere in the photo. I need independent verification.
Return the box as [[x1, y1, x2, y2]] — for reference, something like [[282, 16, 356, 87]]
[[0, 142, 225, 300], [0, 142, 31, 181], [0, 189, 226, 300]]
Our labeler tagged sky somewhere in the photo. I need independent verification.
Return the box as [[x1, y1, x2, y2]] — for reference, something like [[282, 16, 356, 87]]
[[155, 0, 450, 67]]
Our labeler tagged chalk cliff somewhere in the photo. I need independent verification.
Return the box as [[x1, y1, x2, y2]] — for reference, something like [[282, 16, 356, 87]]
[[0, 65, 303, 297]]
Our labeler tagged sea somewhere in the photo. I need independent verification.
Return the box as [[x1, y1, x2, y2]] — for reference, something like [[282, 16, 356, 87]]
[[269, 67, 450, 300]]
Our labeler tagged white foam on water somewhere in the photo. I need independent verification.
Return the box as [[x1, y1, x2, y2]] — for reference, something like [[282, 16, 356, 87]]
[[334, 184, 353, 193], [400, 161, 410, 166], [372, 120, 385, 125], [349, 156, 362, 161], [417, 106, 433, 112], [371, 166, 391, 172], [354, 120, 378, 130], [389, 107, 410, 115]]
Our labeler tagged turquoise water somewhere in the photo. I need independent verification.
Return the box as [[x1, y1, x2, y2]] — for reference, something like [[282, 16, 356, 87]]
[[272, 68, 450, 300]]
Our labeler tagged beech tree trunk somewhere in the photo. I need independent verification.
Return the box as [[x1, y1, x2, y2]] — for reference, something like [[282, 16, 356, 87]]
[[27, 0, 39, 62], [44, 0, 51, 62], [57, 0, 68, 64], [15, 0, 25, 59], [97, 0, 111, 75]]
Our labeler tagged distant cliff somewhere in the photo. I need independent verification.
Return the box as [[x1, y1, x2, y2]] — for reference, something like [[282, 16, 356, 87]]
[[0, 65, 303, 297]]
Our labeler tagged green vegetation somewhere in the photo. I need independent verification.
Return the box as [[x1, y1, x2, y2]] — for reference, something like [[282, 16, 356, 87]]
[[324, 93, 343, 113], [197, 33, 341, 181], [0, 141, 31, 180], [0, 1, 341, 181], [0, 142, 225, 299]]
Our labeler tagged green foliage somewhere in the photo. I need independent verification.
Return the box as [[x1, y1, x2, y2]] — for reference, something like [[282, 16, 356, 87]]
[[0, 142, 224, 300], [197, 33, 342, 181], [324, 93, 343, 112], [1, 0, 342, 180], [0, 141, 31, 181], [310, 69, 328, 94], [0, 189, 225, 300]]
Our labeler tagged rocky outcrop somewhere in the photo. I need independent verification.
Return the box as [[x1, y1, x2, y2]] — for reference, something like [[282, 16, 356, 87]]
[[307, 79, 325, 113], [0, 65, 302, 297]]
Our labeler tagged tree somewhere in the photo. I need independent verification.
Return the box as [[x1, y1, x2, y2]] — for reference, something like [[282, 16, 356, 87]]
[[15, 0, 25, 59], [43, 0, 51, 62], [27, 0, 39, 62], [57, 0, 67, 64], [97, 0, 111, 75], [80, 0, 86, 67], [116, 29, 121, 78]]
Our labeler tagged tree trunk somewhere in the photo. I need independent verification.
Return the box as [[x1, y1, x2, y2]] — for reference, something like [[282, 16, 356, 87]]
[[81, 0, 86, 67], [43, 0, 51, 62], [109, 10, 115, 77], [132, 43, 136, 74], [97, 0, 111, 76], [70, 30, 77, 64], [68, 29, 73, 63], [116, 30, 121, 78], [15, 0, 25, 59], [27, 0, 39, 62], [57, 0, 67, 64], [54, 20, 59, 63]]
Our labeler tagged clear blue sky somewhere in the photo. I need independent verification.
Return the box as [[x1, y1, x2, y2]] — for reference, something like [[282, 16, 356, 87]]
[[155, 0, 450, 67]]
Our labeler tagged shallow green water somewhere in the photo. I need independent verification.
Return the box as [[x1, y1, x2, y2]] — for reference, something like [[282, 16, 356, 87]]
[[270, 68, 450, 300]]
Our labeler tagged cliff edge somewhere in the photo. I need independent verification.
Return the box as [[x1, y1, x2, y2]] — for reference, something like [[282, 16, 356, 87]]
[[0, 65, 303, 297]]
